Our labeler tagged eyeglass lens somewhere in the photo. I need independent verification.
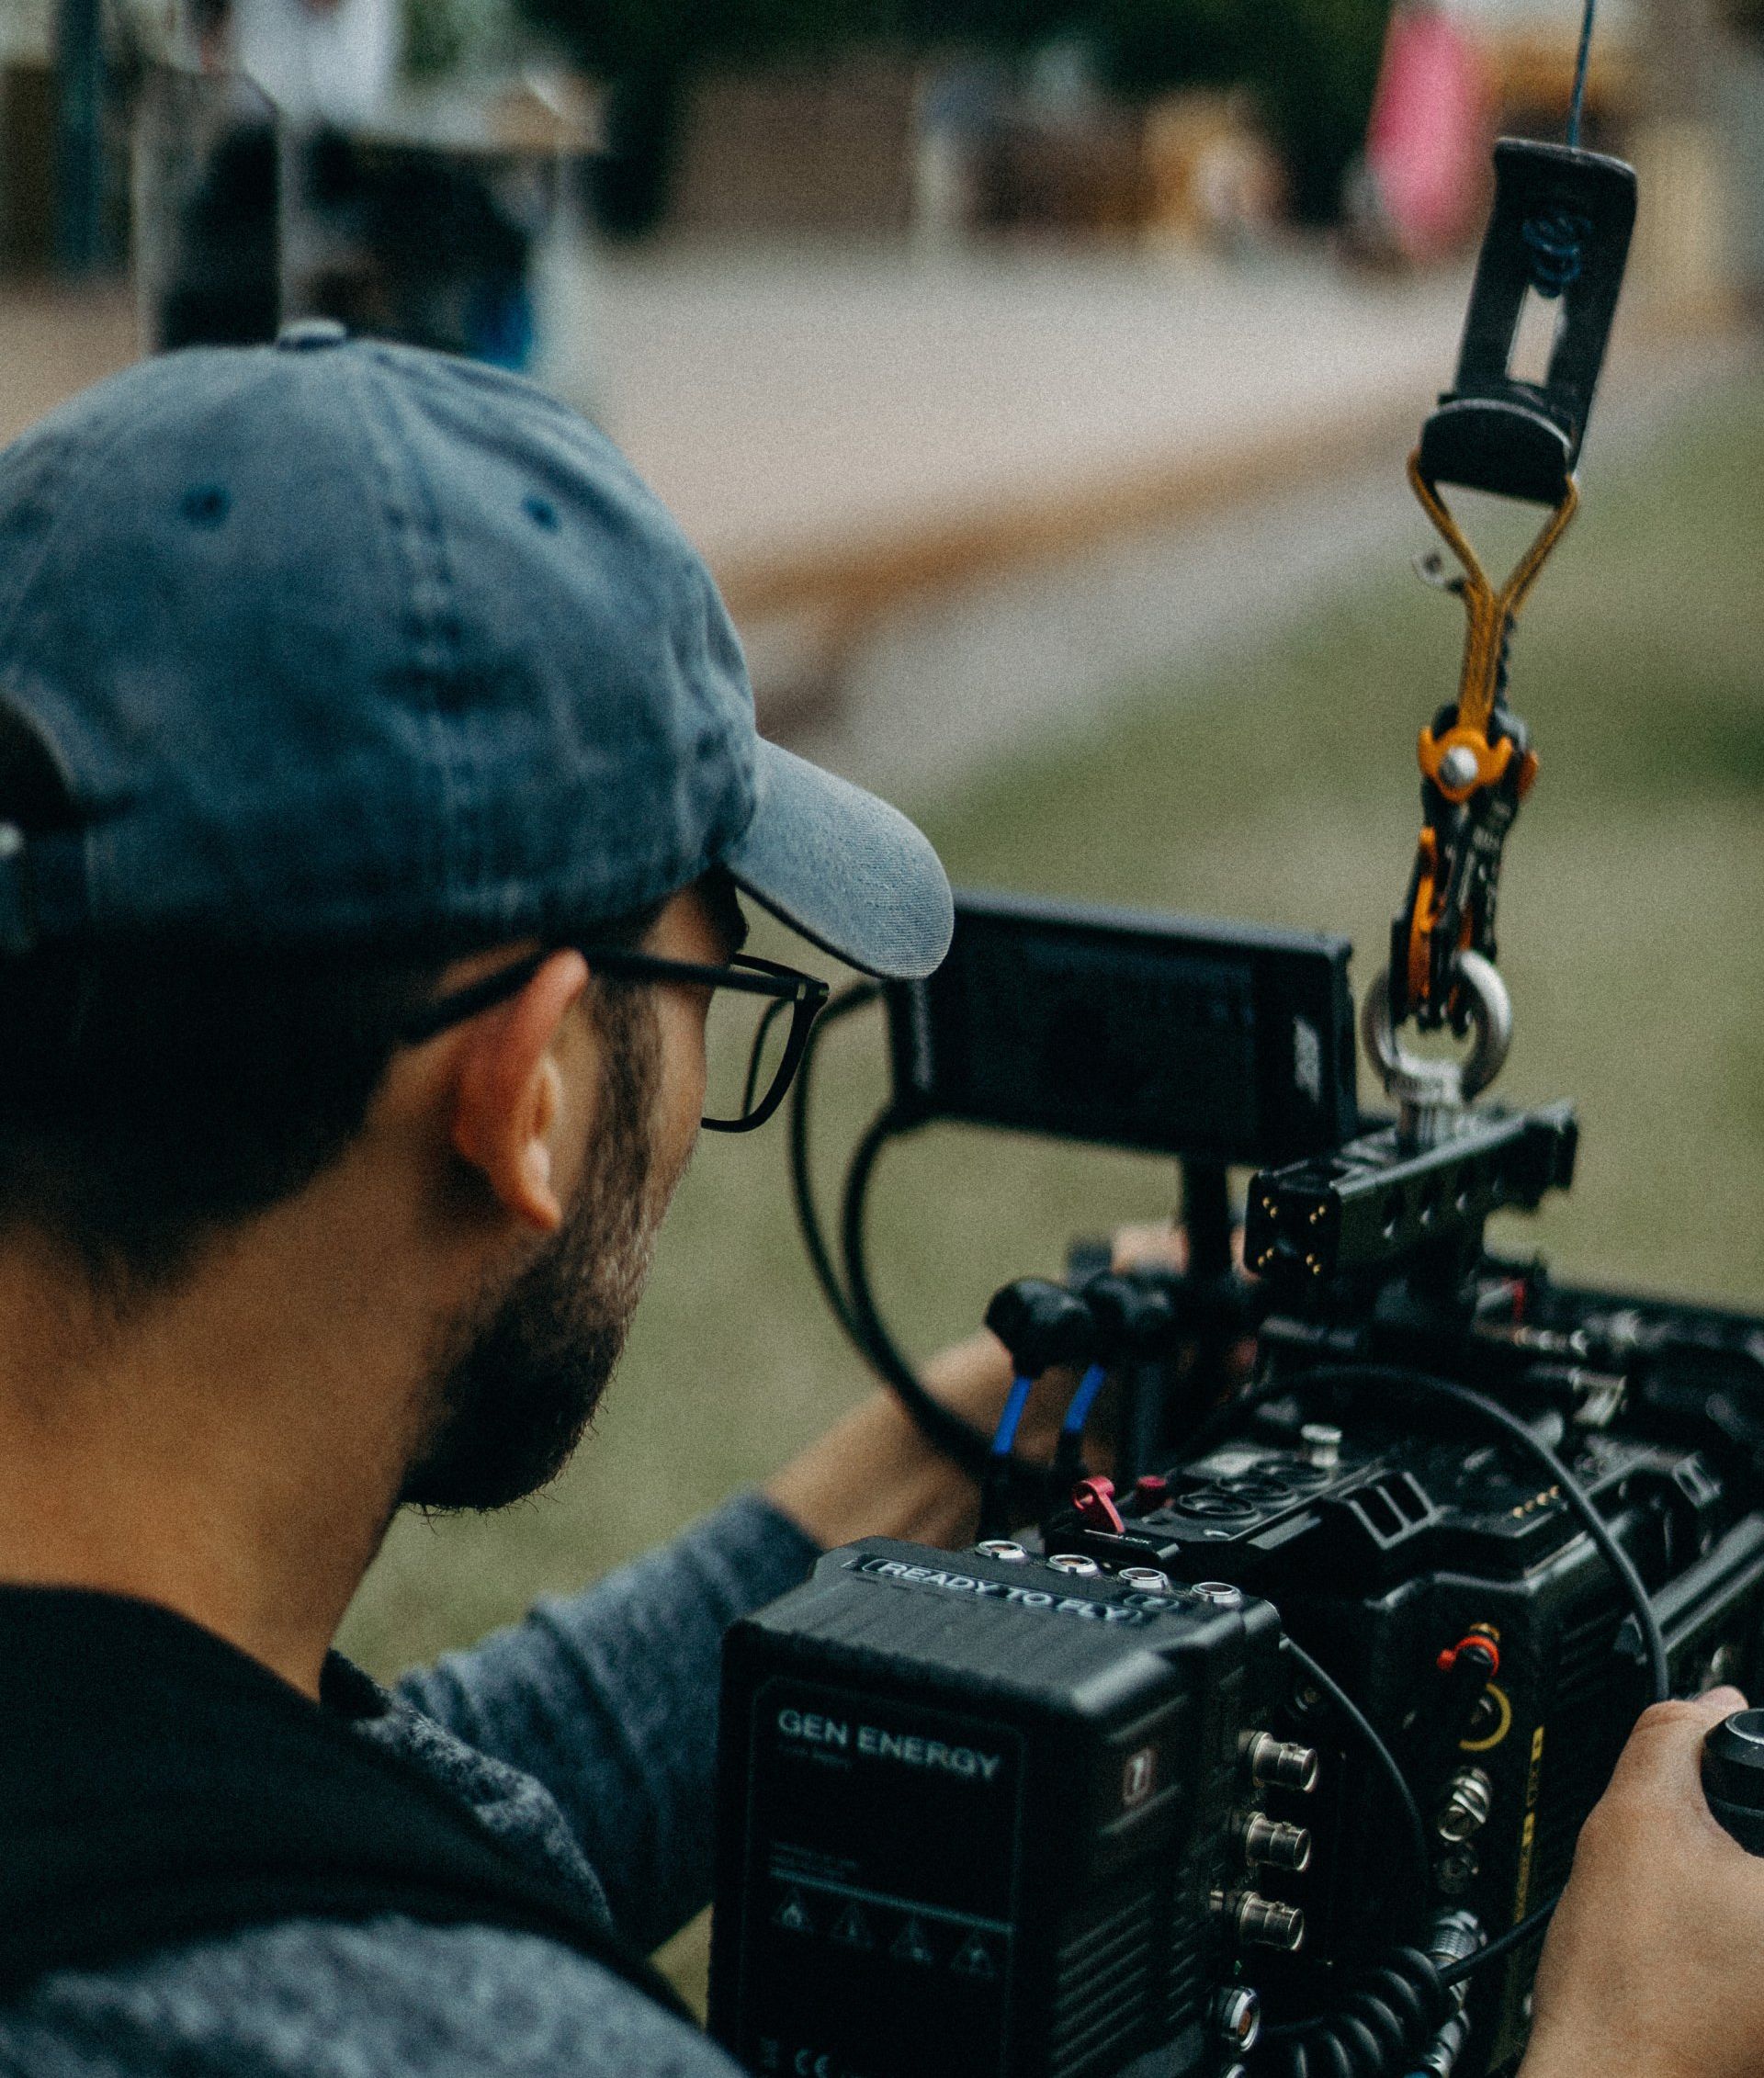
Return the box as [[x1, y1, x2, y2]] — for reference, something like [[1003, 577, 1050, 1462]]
[[704, 987, 798, 1125]]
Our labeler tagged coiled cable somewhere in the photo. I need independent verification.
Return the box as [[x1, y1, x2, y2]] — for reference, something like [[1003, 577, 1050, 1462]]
[[1521, 208, 1591, 295], [1256, 1945, 1451, 2078]]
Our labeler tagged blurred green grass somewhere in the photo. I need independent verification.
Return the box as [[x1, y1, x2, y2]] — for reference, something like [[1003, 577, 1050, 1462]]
[[340, 366, 1764, 1690]]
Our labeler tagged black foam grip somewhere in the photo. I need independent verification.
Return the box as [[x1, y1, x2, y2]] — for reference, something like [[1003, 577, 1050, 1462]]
[[1702, 1709, 1764, 1855]]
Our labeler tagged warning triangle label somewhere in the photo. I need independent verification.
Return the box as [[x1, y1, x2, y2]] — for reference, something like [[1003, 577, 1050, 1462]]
[[950, 1932, 998, 1981], [890, 1915, 937, 1966], [773, 1887, 814, 1936], [831, 1903, 875, 1949]]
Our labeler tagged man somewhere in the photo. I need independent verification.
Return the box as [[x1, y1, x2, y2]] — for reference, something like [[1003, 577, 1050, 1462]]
[[0, 326, 1755, 2077]]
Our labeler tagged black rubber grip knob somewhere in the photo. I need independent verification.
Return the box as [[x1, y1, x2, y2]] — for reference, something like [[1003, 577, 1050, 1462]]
[[1702, 1709, 1764, 1855], [1082, 1272, 1174, 1359], [983, 1279, 1094, 1376]]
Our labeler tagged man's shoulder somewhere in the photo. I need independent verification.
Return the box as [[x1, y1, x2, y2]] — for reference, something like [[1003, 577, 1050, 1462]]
[[0, 1914, 738, 2078]]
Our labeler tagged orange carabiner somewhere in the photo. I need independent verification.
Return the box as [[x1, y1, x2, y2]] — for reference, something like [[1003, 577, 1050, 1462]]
[[1408, 451, 1577, 786], [1394, 455, 1576, 1024]]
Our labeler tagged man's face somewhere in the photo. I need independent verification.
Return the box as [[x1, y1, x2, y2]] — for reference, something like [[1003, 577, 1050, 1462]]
[[400, 882, 733, 1511]]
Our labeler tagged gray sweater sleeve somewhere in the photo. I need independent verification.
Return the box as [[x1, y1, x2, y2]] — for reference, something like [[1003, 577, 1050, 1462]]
[[393, 1492, 820, 1956], [8, 1920, 753, 2078]]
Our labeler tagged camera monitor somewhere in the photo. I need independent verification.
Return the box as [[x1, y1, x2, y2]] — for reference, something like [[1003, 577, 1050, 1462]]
[[885, 889, 1358, 1168]]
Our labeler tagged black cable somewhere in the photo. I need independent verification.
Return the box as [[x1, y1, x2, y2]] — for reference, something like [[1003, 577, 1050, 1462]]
[[1566, 0, 1599, 147], [840, 1107, 922, 1391], [1186, 1363, 1669, 1704], [839, 1104, 996, 1477], [786, 981, 878, 1350], [1280, 1635, 1430, 1926], [788, 990, 1046, 1496], [1257, 1948, 1451, 2076], [1224, 1362, 1657, 2021], [1440, 1899, 1555, 1985]]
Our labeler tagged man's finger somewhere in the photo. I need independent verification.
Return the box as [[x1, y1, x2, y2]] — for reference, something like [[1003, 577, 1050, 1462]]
[[1112, 1223, 1185, 1273], [1605, 1688, 1749, 1806]]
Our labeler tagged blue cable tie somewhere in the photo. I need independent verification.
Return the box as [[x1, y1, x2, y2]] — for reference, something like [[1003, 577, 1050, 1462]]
[[1061, 1363, 1110, 1439], [992, 1375, 1035, 1457]]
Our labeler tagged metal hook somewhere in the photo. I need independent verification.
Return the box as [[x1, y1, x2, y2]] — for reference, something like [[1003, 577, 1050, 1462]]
[[1362, 954, 1512, 1147]]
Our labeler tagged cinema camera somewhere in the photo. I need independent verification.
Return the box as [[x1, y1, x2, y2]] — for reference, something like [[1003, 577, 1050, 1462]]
[[706, 80, 1764, 2078]]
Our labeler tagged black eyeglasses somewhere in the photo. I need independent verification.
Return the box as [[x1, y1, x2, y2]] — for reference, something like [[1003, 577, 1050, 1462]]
[[402, 946, 831, 1134]]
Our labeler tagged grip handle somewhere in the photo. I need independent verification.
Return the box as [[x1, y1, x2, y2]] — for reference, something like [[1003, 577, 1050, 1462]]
[[1702, 1708, 1764, 1855]]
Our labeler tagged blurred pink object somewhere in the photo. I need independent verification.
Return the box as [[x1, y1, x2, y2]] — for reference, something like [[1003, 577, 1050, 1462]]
[[1363, 4, 1493, 259]]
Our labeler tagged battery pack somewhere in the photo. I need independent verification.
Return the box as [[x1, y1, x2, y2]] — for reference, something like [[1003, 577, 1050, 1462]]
[[710, 1541, 1287, 2078]]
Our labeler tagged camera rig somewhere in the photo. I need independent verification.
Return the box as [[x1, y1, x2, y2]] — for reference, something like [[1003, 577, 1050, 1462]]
[[710, 26, 1764, 2078], [714, 880, 1764, 2078]]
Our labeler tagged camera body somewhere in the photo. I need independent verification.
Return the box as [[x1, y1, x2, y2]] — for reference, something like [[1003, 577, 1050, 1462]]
[[1040, 1338, 1764, 2070], [712, 893, 1764, 2077]]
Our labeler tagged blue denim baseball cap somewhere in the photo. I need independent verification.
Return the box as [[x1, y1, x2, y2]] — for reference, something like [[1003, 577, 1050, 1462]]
[[0, 322, 953, 978]]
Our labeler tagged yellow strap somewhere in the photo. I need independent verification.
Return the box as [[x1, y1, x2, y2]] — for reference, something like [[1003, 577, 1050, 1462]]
[[1407, 452, 1579, 737]]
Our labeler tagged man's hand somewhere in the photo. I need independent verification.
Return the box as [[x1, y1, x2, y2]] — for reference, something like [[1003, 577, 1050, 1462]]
[[762, 1327, 1104, 1553], [1520, 1686, 1764, 2078]]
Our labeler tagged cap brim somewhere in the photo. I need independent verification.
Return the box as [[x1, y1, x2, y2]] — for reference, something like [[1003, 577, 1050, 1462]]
[[720, 741, 953, 981]]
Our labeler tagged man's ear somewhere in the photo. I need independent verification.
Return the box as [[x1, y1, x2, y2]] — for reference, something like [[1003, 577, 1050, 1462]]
[[448, 951, 592, 1233]]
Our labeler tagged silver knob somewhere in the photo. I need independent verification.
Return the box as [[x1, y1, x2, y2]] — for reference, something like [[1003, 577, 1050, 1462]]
[[1118, 1565, 1173, 1591], [1299, 1422, 1342, 1471], [1193, 1580, 1245, 1607], [1046, 1553, 1101, 1576], [975, 1539, 1028, 1562], [1439, 743, 1481, 792]]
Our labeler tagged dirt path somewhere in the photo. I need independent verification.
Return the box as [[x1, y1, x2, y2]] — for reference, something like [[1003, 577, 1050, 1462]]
[[3, 251, 1748, 808]]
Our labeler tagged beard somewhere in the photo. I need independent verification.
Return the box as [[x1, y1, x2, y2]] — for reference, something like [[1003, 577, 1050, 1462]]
[[401, 983, 669, 1512]]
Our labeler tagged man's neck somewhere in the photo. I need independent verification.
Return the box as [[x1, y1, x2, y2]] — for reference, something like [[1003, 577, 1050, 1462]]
[[0, 1201, 438, 1699]]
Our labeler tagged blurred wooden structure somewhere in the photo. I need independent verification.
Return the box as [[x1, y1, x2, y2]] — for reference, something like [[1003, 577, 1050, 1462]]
[[1139, 92, 1286, 248], [671, 62, 1279, 247], [673, 59, 919, 239], [1487, 33, 1641, 134], [971, 112, 1145, 238], [0, 62, 56, 273]]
